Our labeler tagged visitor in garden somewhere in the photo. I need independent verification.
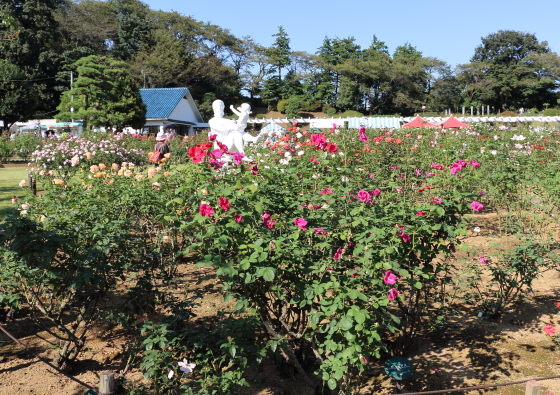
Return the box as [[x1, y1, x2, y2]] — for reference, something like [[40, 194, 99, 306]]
[[154, 130, 170, 156]]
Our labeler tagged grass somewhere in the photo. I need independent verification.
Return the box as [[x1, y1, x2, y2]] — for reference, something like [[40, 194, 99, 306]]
[[0, 167, 31, 220]]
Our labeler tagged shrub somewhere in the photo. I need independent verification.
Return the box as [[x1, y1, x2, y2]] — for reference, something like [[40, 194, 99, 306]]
[[326, 107, 337, 117], [322, 103, 332, 113], [277, 99, 288, 114], [500, 110, 518, 117], [543, 108, 560, 116], [13, 133, 41, 161], [302, 100, 322, 112], [340, 110, 364, 117], [0, 141, 12, 163], [285, 96, 304, 118]]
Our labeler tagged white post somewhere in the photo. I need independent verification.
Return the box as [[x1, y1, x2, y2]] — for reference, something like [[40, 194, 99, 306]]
[[470, 106, 473, 116], [462, 107, 465, 115]]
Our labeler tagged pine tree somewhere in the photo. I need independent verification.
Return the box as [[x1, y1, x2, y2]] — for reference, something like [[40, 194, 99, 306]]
[[57, 55, 145, 130]]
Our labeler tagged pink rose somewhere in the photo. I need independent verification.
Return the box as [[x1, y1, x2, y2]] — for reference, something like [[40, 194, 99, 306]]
[[358, 190, 370, 202], [383, 270, 397, 285], [471, 201, 484, 212], [294, 218, 308, 230], [387, 288, 400, 301], [199, 204, 214, 217], [218, 197, 231, 211]]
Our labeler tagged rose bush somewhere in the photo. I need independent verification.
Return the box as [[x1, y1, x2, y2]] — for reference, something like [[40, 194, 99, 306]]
[[4, 123, 560, 394]]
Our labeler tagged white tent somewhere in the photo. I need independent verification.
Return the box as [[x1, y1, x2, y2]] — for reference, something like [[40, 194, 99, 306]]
[[261, 122, 287, 132], [348, 117, 401, 129]]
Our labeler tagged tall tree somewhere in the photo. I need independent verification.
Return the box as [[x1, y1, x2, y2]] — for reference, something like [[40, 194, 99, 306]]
[[0, 0, 65, 115], [267, 26, 291, 79], [470, 30, 558, 110], [109, 0, 153, 60], [317, 37, 361, 105], [0, 60, 38, 131]]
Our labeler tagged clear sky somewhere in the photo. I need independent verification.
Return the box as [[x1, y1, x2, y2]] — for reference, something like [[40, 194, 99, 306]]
[[143, 0, 560, 67]]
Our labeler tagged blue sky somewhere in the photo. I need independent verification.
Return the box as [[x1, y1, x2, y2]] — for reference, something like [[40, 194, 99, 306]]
[[143, 0, 560, 67]]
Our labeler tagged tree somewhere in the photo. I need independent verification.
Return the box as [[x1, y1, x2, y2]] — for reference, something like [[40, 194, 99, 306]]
[[0, 0, 65, 115], [54, 0, 118, 54], [109, 0, 153, 60], [470, 30, 558, 110], [456, 61, 494, 105], [389, 43, 428, 114], [267, 26, 291, 79], [0, 60, 38, 131], [241, 41, 269, 99], [285, 95, 304, 118], [57, 55, 145, 130], [317, 37, 361, 102], [0, 9, 22, 43]]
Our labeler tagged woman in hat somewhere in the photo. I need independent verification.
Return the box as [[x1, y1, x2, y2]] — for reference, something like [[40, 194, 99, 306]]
[[154, 131, 170, 156]]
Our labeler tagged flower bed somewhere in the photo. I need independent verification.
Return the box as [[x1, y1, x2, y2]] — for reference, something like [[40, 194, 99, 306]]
[[4, 124, 560, 394]]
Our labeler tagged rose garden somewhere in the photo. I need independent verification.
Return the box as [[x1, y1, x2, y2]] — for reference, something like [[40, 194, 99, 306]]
[[2, 122, 560, 394]]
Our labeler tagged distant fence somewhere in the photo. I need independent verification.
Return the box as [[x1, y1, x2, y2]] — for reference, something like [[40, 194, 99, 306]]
[[249, 116, 560, 128]]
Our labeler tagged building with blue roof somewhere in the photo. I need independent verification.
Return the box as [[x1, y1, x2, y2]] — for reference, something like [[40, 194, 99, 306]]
[[139, 87, 208, 135]]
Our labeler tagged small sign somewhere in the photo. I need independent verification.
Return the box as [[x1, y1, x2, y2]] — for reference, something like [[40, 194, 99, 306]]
[[385, 356, 414, 380], [84, 389, 97, 395]]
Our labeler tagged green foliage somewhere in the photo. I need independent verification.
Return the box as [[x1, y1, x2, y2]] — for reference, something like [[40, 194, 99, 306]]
[[339, 110, 364, 117], [57, 55, 146, 130], [12, 133, 41, 161], [0, 60, 38, 129], [0, 140, 12, 163], [326, 107, 337, 117], [467, 30, 559, 110], [544, 108, 560, 116], [0, 186, 146, 367], [276, 99, 288, 114], [284, 95, 304, 118], [458, 238, 555, 317], [267, 26, 291, 79]]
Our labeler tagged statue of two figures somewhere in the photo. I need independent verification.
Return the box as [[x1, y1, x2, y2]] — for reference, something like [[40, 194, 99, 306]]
[[208, 100, 263, 162]]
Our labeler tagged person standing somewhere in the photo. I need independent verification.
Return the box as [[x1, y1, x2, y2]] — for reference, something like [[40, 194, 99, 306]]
[[154, 131, 170, 155]]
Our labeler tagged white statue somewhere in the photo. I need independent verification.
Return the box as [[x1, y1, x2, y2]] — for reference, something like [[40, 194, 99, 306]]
[[208, 100, 261, 162]]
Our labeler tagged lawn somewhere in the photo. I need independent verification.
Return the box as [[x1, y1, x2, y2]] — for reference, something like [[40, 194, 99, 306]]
[[0, 167, 31, 220]]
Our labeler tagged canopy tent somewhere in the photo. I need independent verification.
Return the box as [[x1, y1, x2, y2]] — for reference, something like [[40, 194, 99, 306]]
[[261, 122, 286, 132], [44, 122, 83, 128], [439, 116, 469, 128], [18, 124, 46, 131], [402, 116, 438, 128], [348, 117, 401, 129]]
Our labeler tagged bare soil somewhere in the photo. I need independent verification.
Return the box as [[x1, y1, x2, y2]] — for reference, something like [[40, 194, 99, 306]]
[[2, 212, 560, 395]]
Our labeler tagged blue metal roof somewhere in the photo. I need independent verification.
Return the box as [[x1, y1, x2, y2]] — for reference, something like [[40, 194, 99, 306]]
[[139, 88, 188, 119]]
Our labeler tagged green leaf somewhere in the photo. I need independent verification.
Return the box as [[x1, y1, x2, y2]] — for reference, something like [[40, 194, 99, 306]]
[[339, 317, 353, 331], [354, 312, 366, 324], [262, 267, 275, 281], [327, 378, 337, 390]]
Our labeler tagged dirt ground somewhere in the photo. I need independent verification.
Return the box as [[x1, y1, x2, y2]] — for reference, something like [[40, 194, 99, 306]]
[[2, 212, 560, 395]]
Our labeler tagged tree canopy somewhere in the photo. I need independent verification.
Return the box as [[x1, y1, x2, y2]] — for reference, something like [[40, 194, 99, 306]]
[[56, 55, 146, 130], [1, 0, 559, 123]]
